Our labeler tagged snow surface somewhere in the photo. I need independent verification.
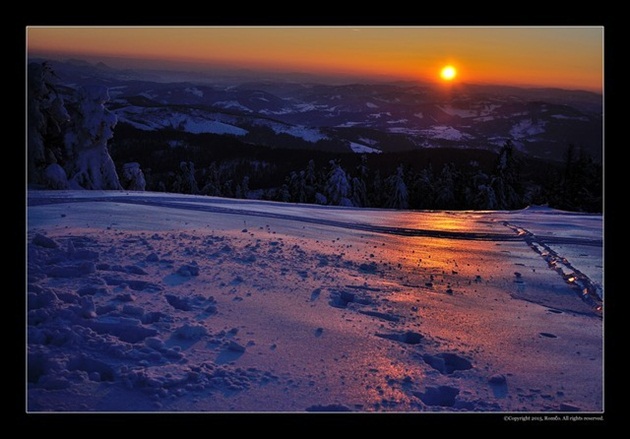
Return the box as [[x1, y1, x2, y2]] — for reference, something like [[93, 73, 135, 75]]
[[510, 119, 546, 139], [438, 105, 478, 118], [184, 87, 204, 98], [267, 123, 327, 143], [213, 101, 252, 113], [27, 191, 603, 413], [114, 107, 247, 136], [420, 126, 473, 141], [349, 142, 382, 154]]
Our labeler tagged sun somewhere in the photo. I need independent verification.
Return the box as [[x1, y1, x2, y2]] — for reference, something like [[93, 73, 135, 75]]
[[440, 65, 457, 81]]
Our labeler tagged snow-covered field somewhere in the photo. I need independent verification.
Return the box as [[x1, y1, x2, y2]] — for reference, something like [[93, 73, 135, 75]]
[[26, 191, 603, 413]]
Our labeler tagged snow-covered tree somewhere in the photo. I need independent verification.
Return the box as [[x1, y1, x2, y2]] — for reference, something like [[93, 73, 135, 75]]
[[121, 162, 146, 191], [410, 165, 435, 209], [314, 192, 328, 205], [173, 161, 199, 194], [475, 184, 498, 210], [435, 163, 458, 208], [28, 62, 70, 186], [42, 163, 69, 189], [278, 184, 291, 203], [287, 170, 308, 203], [64, 85, 122, 190], [385, 165, 409, 209], [201, 162, 222, 196], [369, 170, 385, 207], [305, 159, 317, 188], [240, 175, 250, 199], [492, 140, 521, 209], [325, 160, 353, 206], [352, 155, 369, 207]]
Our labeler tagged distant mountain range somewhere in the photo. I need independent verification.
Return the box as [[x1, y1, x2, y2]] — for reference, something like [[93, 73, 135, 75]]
[[36, 58, 603, 163]]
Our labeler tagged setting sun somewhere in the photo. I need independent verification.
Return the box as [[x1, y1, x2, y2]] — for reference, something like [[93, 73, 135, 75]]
[[440, 65, 457, 81]]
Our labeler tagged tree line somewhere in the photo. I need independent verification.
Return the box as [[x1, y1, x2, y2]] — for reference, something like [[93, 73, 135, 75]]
[[110, 131, 602, 212]]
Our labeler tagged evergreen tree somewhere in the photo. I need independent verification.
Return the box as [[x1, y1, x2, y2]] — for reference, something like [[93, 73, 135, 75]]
[[492, 140, 521, 209], [385, 165, 409, 209], [241, 175, 250, 199], [410, 165, 435, 209], [64, 85, 122, 190], [27, 62, 70, 186], [121, 162, 146, 191], [435, 163, 458, 209], [287, 170, 308, 203], [278, 183, 291, 203], [352, 155, 370, 207], [369, 169, 385, 207], [469, 170, 497, 210], [557, 145, 602, 212], [173, 161, 199, 194], [201, 162, 222, 196], [325, 160, 353, 206]]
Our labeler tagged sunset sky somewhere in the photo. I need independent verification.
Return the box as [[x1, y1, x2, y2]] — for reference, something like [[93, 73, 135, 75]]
[[27, 26, 603, 92]]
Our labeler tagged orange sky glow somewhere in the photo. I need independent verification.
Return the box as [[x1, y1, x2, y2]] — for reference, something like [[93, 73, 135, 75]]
[[27, 26, 603, 92]]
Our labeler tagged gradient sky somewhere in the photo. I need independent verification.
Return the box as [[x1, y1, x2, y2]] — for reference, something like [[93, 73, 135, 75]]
[[27, 26, 603, 92]]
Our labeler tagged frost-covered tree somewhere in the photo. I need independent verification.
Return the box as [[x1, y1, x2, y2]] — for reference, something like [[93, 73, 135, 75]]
[[466, 169, 497, 210], [305, 159, 317, 188], [64, 85, 122, 190], [352, 155, 369, 207], [369, 170, 385, 207], [278, 184, 291, 203], [435, 163, 458, 208], [28, 62, 70, 186], [42, 163, 69, 189], [287, 170, 308, 203], [173, 161, 199, 194], [475, 184, 498, 210], [325, 160, 353, 206], [492, 140, 521, 209], [121, 162, 146, 191], [314, 192, 328, 205], [240, 175, 250, 199], [410, 165, 435, 209], [201, 162, 222, 196], [385, 165, 409, 209]]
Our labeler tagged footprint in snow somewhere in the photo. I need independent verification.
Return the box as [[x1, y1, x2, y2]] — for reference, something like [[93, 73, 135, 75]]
[[375, 330, 423, 345], [310, 288, 321, 301]]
